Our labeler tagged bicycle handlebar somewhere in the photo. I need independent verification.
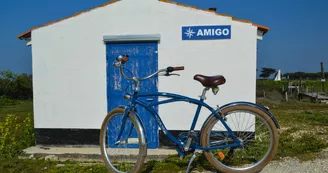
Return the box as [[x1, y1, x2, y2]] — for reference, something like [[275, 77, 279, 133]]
[[113, 55, 184, 82]]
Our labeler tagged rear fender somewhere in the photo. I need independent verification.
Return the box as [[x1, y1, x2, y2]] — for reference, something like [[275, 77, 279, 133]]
[[201, 101, 280, 131]]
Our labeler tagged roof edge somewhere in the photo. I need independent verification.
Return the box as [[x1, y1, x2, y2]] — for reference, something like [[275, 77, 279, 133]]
[[253, 24, 270, 34], [17, 0, 270, 39], [17, 30, 32, 40]]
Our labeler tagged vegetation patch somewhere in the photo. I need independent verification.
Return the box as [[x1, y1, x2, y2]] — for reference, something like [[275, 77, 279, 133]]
[[296, 111, 328, 126], [259, 99, 328, 161], [0, 114, 35, 159], [0, 158, 108, 173], [276, 131, 328, 161], [0, 96, 18, 107], [0, 98, 33, 123]]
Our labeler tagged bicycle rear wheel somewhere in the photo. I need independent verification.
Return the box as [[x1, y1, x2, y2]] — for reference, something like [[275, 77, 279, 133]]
[[200, 105, 279, 173], [100, 107, 147, 173]]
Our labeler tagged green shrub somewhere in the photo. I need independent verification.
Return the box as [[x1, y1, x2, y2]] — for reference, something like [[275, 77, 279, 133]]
[[0, 114, 34, 159]]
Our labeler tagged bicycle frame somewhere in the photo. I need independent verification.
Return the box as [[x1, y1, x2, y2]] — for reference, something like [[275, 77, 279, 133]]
[[118, 91, 242, 151], [110, 55, 241, 151]]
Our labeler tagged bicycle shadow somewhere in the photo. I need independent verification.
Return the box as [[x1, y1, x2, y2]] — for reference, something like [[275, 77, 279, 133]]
[[140, 153, 220, 173]]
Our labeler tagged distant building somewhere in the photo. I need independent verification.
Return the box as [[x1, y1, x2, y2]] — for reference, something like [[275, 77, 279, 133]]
[[17, 0, 270, 148], [274, 69, 282, 81]]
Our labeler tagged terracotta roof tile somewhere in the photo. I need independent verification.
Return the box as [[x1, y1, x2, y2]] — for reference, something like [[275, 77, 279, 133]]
[[161, 0, 178, 5], [232, 18, 252, 24], [216, 13, 234, 18], [198, 8, 213, 13], [17, 0, 269, 39]]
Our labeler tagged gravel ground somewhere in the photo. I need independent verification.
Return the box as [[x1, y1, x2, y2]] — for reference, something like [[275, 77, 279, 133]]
[[261, 150, 328, 173], [261, 157, 328, 173], [190, 150, 328, 173]]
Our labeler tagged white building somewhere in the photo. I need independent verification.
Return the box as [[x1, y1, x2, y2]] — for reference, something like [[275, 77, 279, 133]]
[[18, 0, 270, 148]]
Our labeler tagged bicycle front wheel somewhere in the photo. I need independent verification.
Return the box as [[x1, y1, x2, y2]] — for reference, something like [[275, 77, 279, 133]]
[[100, 107, 147, 173], [201, 105, 279, 173]]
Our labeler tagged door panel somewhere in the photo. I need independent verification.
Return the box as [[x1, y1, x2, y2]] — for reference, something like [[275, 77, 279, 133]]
[[106, 42, 159, 148]]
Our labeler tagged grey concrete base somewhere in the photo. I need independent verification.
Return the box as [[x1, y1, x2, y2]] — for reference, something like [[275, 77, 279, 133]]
[[21, 145, 178, 162]]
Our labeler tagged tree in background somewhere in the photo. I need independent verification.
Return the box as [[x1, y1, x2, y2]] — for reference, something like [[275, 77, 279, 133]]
[[260, 67, 276, 79], [283, 72, 327, 80], [0, 70, 33, 99]]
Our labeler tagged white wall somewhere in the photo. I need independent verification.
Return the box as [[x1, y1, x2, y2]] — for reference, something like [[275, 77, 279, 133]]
[[31, 0, 258, 130]]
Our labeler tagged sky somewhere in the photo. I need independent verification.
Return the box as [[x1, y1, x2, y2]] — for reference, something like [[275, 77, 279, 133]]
[[0, 0, 327, 76]]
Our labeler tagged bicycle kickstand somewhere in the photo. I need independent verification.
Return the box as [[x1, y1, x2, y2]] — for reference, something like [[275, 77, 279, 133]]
[[186, 149, 202, 173]]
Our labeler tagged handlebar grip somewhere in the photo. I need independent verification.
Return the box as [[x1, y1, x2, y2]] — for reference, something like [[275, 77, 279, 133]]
[[173, 66, 184, 71], [166, 66, 185, 73], [121, 56, 129, 64]]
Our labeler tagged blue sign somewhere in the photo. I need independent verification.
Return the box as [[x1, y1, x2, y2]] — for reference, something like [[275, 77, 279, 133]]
[[182, 25, 231, 40]]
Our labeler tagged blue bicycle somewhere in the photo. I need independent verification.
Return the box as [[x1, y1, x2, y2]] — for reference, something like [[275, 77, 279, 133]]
[[100, 55, 280, 173]]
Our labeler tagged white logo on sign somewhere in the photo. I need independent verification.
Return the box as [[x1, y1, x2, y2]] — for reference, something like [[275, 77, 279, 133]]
[[197, 28, 230, 36], [184, 28, 195, 38]]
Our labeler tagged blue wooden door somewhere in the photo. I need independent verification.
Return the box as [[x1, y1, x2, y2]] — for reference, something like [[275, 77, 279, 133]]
[[106, 42, 159, 149]]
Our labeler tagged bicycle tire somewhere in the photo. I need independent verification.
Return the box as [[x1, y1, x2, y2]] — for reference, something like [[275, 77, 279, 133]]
[[200, 105, 279, 173], [100, 107, 147, 173]]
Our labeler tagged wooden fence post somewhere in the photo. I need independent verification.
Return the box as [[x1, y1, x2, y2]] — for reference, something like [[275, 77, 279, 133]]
[[321, 62, 325, 93], [285, 91, 288, 102]]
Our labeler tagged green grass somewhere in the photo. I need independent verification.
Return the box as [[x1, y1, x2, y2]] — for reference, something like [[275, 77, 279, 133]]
[[296, 110, 328, 125], [0, 158, 108, 173], [257, 98, 328, 161], [0, 155, 216, 173], [277, 130, 327, 160], [0, 98, 33, 123]]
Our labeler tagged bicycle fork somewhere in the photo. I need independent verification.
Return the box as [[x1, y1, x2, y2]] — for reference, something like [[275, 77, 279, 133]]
[[115, 107, 134, 145]]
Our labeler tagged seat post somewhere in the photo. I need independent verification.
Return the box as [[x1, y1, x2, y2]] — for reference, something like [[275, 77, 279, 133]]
[[184, 87, 210, 152], [200, 87, 210, 100]]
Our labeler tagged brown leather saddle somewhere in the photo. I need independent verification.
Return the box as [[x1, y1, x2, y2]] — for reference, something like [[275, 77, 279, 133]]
[[194, 74, 226, 88]]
